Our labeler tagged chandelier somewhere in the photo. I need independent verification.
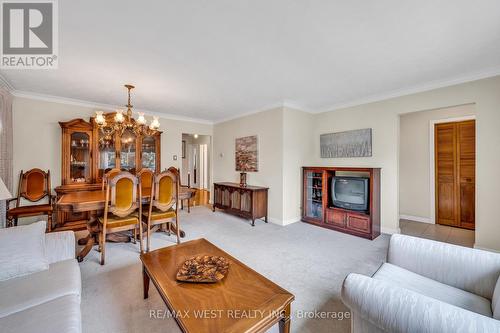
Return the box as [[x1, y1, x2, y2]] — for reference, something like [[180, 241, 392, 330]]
[[94, 84, 160, 141]]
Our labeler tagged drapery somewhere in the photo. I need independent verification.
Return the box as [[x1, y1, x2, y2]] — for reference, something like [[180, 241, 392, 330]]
[[0, 87, 13, 228]]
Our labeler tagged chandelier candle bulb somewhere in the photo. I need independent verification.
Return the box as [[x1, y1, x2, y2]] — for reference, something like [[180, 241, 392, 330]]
[[95, 111, 106, 125], [137, 112, 146, 125], [150, 117, 160, 130], [114, 110, 125, 123]]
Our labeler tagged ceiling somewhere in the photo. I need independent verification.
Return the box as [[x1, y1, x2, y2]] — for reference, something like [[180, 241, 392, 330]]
[[2, 0, 500, 122]]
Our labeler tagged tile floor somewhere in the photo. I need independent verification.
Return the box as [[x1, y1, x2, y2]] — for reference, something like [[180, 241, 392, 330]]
[[400, 219, 475, 248]]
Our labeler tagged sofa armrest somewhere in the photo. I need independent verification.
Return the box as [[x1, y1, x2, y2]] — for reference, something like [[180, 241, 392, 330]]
[[45, 231, 76, 264], [387, 234, 500, 299], [341, 273, 500, 333]]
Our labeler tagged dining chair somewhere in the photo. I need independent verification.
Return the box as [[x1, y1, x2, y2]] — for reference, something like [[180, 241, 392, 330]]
[[136, 168, 154, 242], [143, 170, 180, 251], [98, 171, 143, 265], [101, 168, 121, 191], [6, 169, 54, 231], [168, 167, 193, 213]]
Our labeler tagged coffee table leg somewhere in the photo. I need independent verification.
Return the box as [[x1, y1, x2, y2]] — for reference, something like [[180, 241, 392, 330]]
[[143, 266, 150, 299], [279, 303, 291, 333]]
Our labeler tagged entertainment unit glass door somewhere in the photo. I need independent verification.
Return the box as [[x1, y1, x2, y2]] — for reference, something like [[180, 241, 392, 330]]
[[304, 170, 324, 221]]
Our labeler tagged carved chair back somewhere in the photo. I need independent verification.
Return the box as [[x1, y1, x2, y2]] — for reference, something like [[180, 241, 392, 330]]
[[152, 170, 178, 212], [137, 168, 154, 196], [102, 168, 121, 191], [105, 172, 139, 218], [17, 168, 51, 204]]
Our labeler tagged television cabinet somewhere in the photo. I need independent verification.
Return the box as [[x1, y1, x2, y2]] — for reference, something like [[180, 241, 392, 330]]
[[302, 167, 381, 240]]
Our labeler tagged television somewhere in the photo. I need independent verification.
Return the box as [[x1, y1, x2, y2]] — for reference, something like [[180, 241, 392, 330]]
[[331, 176, 369, 211]]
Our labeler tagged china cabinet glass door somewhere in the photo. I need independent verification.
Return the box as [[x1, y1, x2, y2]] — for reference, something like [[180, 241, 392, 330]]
[[69, 132, 91, 183], [304, 170, 323, 220], [97, 131, 116, 180], [141, 135, 156, 171], [120, 128, 136, 172]]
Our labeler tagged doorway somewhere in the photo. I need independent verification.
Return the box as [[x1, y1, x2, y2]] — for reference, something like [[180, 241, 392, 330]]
[[434, 119, 475, 230], [181, 133, 211, 206]]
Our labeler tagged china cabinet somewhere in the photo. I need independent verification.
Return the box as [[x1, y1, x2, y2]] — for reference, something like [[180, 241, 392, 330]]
[[54, 112, 161, 231]]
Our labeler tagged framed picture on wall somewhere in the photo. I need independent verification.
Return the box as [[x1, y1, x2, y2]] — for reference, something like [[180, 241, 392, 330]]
[[182, 140, 186, 159]]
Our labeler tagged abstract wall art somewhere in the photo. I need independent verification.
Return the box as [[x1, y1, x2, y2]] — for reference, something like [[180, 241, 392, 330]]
[[320, 128, 372, 158], [235, 135, 258, 171]]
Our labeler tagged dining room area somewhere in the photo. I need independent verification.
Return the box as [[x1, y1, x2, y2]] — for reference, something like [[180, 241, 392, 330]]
[[36, 85, 200, 263]]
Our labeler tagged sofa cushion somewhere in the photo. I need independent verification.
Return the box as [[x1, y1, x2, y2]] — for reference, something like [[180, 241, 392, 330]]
[[0, 221, 49, 282], [0, 295, 81, 333], [0, 259, 81, 318], [374, 263, 493, 317], [492, 276, 500, 319]]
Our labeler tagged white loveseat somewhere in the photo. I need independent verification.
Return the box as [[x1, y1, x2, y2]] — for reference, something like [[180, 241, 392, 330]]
[[342, 234, 500, 333], [0, 230, 81, 333]]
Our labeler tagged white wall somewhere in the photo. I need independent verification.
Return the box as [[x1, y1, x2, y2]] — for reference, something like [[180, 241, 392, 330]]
[[213, 108, 284, 223], [12, 96, 213, 192], [282, 107, 314, 224], [399, 104, 475, 221]]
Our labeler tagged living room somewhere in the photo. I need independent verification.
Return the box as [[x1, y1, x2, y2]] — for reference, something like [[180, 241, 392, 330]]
[[1, 1, 500, 333]]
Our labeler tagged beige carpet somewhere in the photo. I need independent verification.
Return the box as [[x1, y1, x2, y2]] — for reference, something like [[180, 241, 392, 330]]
[[78, 206, 390, 333]]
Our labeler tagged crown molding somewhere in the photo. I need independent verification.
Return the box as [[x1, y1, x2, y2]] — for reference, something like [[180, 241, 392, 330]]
[[214, 101, 286, 124], [11, 90, 214, 124], [0, 73, 15, 91], [314, 66, 500, 113]]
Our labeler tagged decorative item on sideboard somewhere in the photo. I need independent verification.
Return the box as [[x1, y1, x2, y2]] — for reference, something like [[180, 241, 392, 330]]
[[239, 172, 247, 187]]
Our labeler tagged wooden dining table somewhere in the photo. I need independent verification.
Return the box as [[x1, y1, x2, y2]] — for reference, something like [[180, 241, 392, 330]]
[[57, 187, 196, 262]]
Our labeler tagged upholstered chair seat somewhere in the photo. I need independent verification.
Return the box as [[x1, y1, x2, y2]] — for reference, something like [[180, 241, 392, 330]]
[[97, 213, 139, 229], [142, 207, 176, 221], [7, 204, 53, 216]]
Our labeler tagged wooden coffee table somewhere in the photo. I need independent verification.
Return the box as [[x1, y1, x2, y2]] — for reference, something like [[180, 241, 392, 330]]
[[141, 239, 295, 333]]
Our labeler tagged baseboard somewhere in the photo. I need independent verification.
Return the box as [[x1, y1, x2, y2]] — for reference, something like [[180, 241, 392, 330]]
[[283, 217, 301, 226], [381, 226, 401, 235], [473, 244, 500, 253], [267, 217, 301, 226], [399, 214, 433, 224]]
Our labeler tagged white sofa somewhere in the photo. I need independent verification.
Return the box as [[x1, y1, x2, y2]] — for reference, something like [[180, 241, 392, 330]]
[[0, 230, 82, 333], [342, 234, 500, 333]]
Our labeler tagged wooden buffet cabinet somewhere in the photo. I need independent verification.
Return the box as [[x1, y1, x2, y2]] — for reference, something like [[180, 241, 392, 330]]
[[212, 182, 268, 226], [54, 113, 161, 231], [302, 167, 380, 240]]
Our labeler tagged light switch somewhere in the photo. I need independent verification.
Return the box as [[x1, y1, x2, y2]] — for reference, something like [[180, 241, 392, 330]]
[[173, 155, 177, 160]]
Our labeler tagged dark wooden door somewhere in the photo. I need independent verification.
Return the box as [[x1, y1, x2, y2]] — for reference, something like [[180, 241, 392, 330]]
[[435, 120, 475, 229]]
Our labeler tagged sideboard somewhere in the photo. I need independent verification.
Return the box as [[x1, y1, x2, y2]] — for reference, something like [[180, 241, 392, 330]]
[[212, 182, 268, 226]]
